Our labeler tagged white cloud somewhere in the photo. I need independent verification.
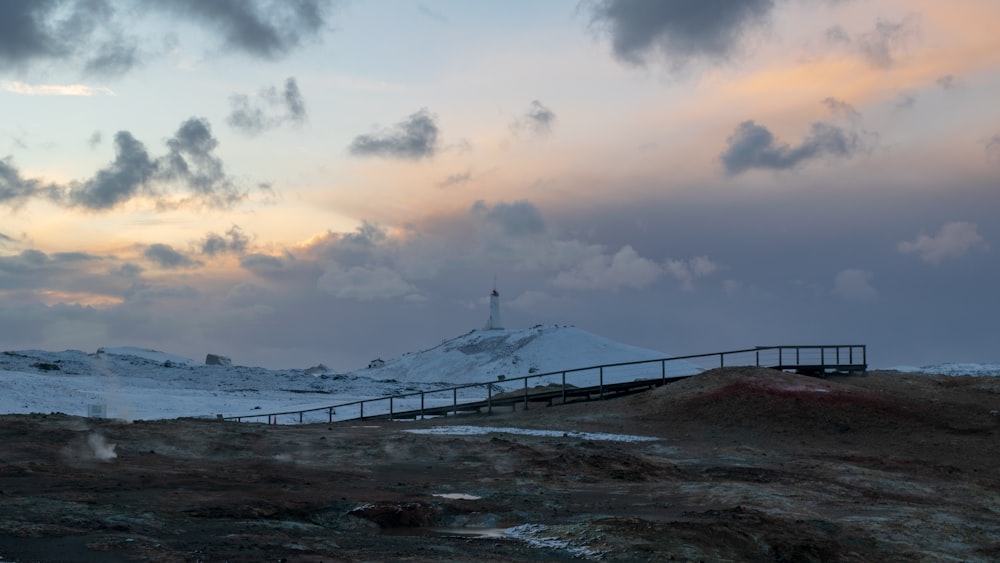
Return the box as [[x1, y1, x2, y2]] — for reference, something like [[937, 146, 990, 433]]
[[2, 81, 115, 96], [508, 290, 550, 310], [832, 268, 878, 302], [552, 245, 661, 291], [317, 264, 418, 300], [665, 256, 721, 290], [898, 221, 988, 264], [723, 279, 742, 295]]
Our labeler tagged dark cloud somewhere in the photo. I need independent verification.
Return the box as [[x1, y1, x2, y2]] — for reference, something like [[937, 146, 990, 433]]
[[0, 248, 106, 294], [0, 0, 84, 69], [0, 0, 139, 77], [821, 97, 860, 121], [143, 243, 201, 269], [342, 221, 388, 247], [84, 39, 140, 77], [29, 118, 250, 211], [894, 93, 916, 110], [472, 200, 546, 236], [0, 232, 13, 243], [349, 108, 439, 160], [587, 0, 775, 67], [936, 74, 955, 90], [240, 253, 290, 276], [87, 131, 103, 149], [824, 17, 917, 70], [123, 281, 199, 303], [720, 120, 865, 176], [157, 117, 248, 208], [201, 225, 250, 256], [0, 0, 330, 77], [227, 77, 307, 135], [1, 156, 60, 207], [856, 17, 915, 69], [157, 0, 331, 59], [0, 249, 49, 274], [115, 262, 144, 278], [161, 119, 225, 191], [51, 251, 100, 262], [438, 170, 472, 188], [68, 131, 157, 210], [514, 100, 556, 136], [824, 25, 850, 45], [283, 77, 306, 121]]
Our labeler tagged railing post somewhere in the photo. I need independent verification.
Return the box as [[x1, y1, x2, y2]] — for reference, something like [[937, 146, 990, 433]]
[[488, 385, 493, 414], [755, 349, 759, 366], [299, 412, 303, 424], [599, 366, 604, 399], [523, 378, 528, 411], [562, 372, 567, 403], [360, 401, 364, 421], [453, 388, 458, 416], [821, 348, 825, 366], [389, 397, 394, 420], [421, 392, 425, 419], [836, 347, 840, 364], [328, 407, 333, 424], [661, 361, 665, 383], [850, 347, 854, 364]]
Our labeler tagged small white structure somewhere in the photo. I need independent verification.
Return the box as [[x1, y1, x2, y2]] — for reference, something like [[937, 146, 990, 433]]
[[368, 358, 386, 369], [484, 287, 503, 330]]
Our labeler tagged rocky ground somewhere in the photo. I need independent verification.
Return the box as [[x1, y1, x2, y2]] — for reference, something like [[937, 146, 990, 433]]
[[1, 367, 999, 562]]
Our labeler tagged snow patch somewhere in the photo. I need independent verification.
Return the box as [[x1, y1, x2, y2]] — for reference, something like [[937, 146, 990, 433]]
[[888, 363, 1000, 377], [505, 523, 602, 558], [405, 425, 659, 443]]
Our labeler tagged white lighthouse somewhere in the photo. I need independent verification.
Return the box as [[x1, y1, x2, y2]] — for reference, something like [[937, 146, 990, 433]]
[[484, 286, 503, 330]]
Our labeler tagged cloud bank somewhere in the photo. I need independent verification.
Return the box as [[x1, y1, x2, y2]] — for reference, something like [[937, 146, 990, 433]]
[[4, 118, 252, 212], [898, 222, 987, 264], [349, 108, 439, 160], [227, 77, 308, 135], [588, 0, 774, 67], [720, 120, 865, 175]]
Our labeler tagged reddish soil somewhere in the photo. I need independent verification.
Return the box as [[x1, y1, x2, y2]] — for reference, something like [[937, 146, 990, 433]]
[[1, 367, 999, 561]]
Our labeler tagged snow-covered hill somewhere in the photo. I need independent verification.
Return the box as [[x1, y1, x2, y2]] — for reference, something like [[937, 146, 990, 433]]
[[888, 363, 1000, 377], [4, 324, 997, 422], [0, 325, 689, 421], [362, 324, 689, 384]]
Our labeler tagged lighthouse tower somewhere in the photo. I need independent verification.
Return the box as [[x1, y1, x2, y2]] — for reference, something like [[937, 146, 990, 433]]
[[484, 286, 503, 330]]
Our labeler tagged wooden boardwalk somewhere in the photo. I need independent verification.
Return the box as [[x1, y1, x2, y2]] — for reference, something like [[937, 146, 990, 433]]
[[226, 344, 867, 424]]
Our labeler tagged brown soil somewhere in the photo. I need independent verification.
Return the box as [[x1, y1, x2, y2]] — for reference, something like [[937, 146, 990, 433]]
[[1, 367, 999, 562]]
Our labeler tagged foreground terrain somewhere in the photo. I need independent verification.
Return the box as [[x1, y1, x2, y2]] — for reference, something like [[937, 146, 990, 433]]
[[1, 367, 999, 561]]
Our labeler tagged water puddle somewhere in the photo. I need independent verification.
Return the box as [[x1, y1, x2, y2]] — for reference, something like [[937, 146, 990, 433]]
[[432, 493, 481, 500], [405, 425, 658, 442]]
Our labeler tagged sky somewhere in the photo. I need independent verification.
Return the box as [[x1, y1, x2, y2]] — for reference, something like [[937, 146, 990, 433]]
[[1, 0, 998, 370]]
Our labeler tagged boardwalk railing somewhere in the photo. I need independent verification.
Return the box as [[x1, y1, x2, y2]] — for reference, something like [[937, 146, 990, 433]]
[[224, 344, 866, 425]]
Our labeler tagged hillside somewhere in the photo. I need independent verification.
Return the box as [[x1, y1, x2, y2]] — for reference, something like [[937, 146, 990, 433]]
[[361, 324, 691, 384], [0, 325, 687, 420]]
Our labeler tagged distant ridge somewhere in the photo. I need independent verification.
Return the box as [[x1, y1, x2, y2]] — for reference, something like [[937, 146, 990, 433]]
[[357, 324, 675, 385]]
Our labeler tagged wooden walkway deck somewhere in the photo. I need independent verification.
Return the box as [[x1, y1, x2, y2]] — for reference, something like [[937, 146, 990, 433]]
[[225, 344, 867, 424]]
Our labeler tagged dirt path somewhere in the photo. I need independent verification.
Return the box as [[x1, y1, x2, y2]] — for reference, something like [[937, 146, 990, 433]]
[[1, 368, 999, 561]]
